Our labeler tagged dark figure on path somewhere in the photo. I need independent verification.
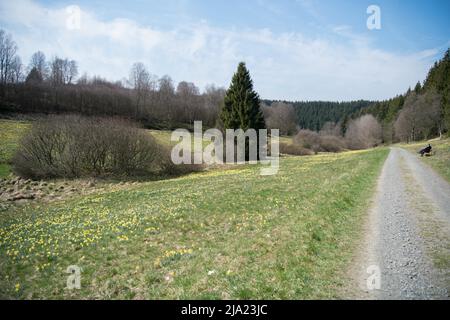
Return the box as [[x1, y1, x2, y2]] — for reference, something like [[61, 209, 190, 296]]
[[418, 144, 432, 157]]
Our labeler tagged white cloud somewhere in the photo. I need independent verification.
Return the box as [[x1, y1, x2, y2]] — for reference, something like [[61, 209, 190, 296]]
[[0, 0, 439, 101]]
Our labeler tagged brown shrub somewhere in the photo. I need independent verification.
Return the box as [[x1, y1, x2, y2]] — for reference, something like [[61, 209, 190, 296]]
[[293, 129, 321, 151], [13, 115, 165, 179], [157, 147, 205, 176], [279, 143, 314, 156], [319, 135, 346, 152], [293, 129, 346, 153], [345, 114, 382, 149], [262, 102, 298, 136]]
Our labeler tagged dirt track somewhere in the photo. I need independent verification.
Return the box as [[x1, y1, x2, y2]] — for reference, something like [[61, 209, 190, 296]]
[[348, 147, 450, 299]]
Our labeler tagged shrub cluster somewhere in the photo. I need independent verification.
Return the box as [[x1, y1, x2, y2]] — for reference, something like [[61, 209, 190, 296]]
[[293, 130, 346, 153], [14, 115, 167, 179], [279, 143, 314, 156]]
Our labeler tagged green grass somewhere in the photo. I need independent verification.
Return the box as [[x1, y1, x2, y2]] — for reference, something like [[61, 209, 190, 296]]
[[149, 129, 210, 148], [279, 136, 293, 145], [149, 130, 176, 147], [398, 138, 450, 182], [0, 119, 30, 178], [0, 164, 10, 178], [0, 148, 388, 299]]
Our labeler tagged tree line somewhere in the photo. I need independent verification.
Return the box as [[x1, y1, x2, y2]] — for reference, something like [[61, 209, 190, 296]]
[[351, 50, 449, 142], [0, 29, 225, 130], [266, 49, 449, 143], [262, 99, 374, 132]]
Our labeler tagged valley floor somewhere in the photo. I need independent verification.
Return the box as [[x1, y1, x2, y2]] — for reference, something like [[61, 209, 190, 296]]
[[1, 117, 448, 299], [0, 148, 388, 299]]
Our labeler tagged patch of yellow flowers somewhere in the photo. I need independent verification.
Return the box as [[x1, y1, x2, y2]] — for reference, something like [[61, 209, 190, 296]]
[[0, 199, 147, 265], [153, 248, 193, 268]]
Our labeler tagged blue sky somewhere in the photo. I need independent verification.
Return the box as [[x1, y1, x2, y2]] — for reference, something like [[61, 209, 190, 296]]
[[0, 0, 449, 100]]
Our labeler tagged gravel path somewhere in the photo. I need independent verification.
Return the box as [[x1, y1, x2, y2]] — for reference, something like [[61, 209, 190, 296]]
[[398, 148, 450, 224], [349, 147, 450, 299]]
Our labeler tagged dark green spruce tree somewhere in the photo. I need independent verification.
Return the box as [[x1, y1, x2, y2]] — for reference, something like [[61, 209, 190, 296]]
[[220, 62, 266, 160], [414, 81, 422, 94], [221, 62, 265, 131]]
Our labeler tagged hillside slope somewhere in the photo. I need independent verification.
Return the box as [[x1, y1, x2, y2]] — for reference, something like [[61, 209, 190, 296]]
[[0, 148, 388, 299]]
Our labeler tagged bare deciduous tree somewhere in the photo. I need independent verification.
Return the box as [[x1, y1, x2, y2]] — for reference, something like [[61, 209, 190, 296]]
[[0, 29, 18, 85], [319, 121, 342, 137], [203, 84, 225, 127], [67, 60, 78, 84], [129, 62, 152, 118], [263, 101, 298, 135], [28, 51, 48, 80], [158, 75, 176, 125], [9, 56, 23, 83], [50, 57, 78, 86], [345, 114, 382, 149], [177, 81, 200, 124], [421, 90, 443, 138], [394, 91, 442, 142], [394, 93, 419, 142], [50, 57, 64, 85]]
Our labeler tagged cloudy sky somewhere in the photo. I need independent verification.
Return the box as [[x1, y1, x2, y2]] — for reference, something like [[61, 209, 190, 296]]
[[0, 0, 449, 101]]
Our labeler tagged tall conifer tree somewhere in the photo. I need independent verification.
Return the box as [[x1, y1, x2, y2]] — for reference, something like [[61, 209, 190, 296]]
[[220, 62, 265, 131]]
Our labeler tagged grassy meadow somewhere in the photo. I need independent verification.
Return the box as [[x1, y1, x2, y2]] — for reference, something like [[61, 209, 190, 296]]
[[149, 129, 294, 148], [0, 122, 389, 298], [148, 130, 176, 147], [0, 120, 30, 178]]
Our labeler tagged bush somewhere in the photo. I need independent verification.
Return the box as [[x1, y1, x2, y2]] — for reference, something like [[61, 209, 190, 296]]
[[13, 115, 165, 179], [293, 130, 321, 151], [262, 102, 298, 136], [345, 115, 382, 149], [319, 135, 346, 152], [157, 147, 205, 176], [293, 130, 346, 153], [279, 143, 314, 156]]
